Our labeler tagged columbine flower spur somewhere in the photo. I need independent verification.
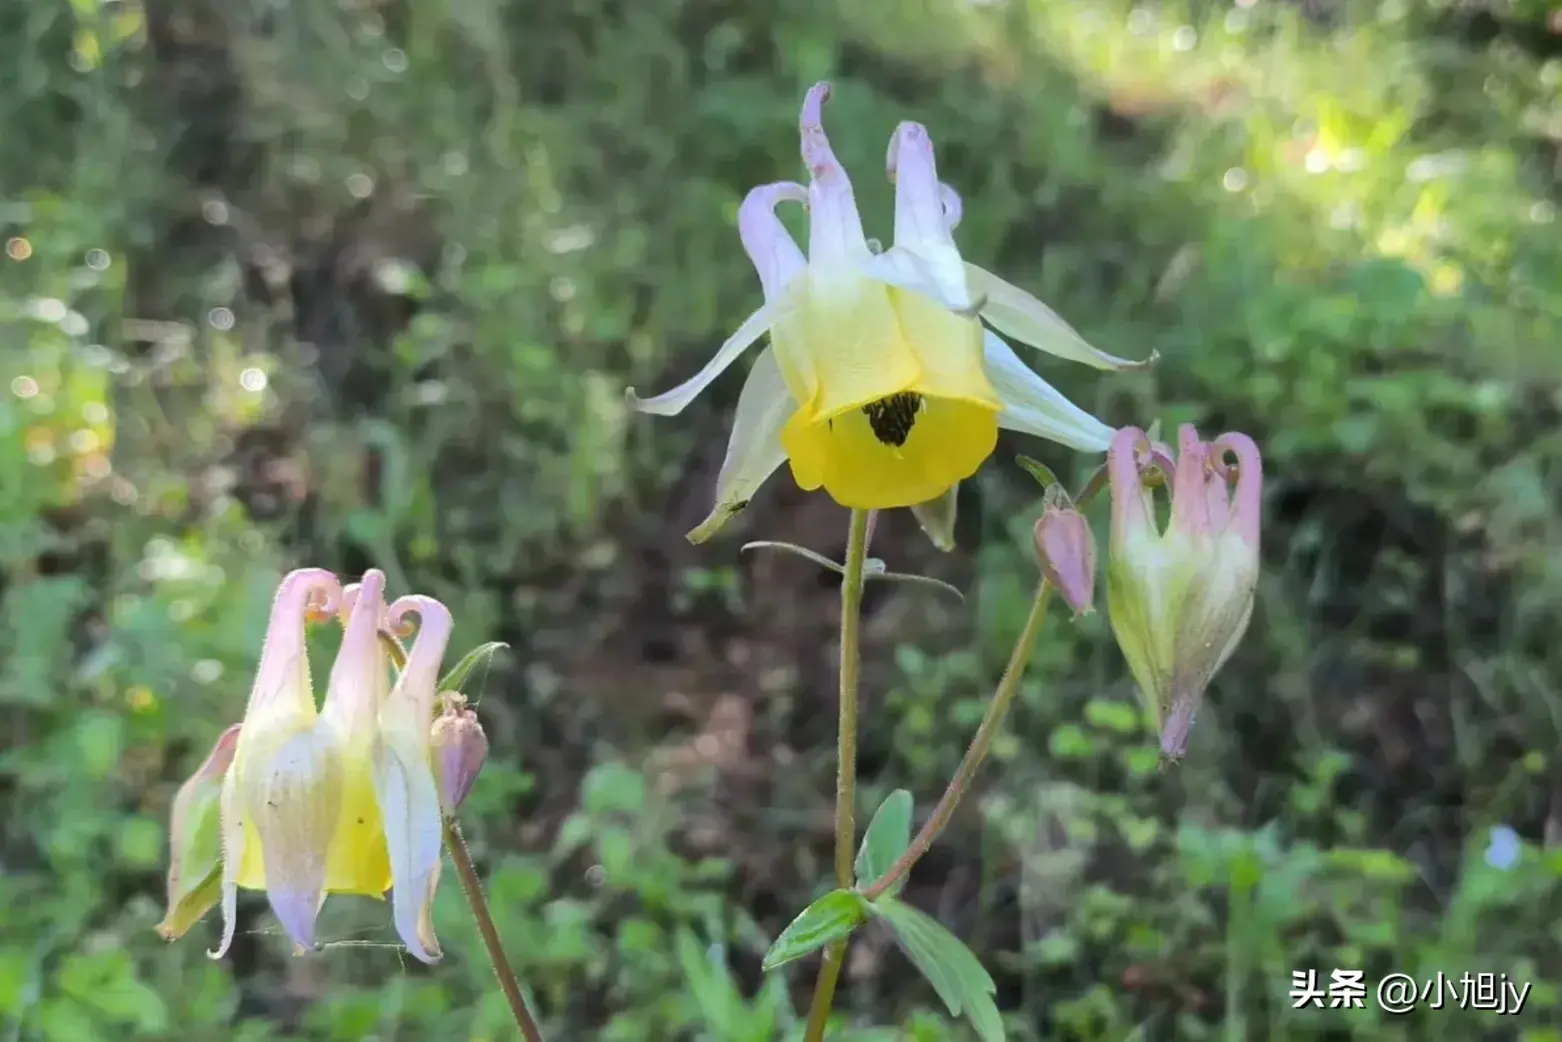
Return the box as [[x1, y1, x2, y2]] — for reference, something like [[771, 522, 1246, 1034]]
[[156, 567, 455, 963], [627, 81, 1149, 543]]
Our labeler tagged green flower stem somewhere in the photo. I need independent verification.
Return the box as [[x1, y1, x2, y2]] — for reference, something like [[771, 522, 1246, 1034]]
[[445, 820, 547, 1042], [857, 462, 1107, 902], [378, 632, 545, 1042], [859, 578, 1053, 902], [802, 508, 873, 1042]]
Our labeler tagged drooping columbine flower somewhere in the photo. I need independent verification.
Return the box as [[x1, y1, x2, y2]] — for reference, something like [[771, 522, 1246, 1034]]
[[628, 82, 1148, 542], [157, 723, 241, 942], [198, 567, 458, 964], [1105, 425, 1262, 759], [214, 568, 391, 958]]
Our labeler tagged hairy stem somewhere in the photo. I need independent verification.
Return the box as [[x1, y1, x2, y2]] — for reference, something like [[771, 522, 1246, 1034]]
[[802, 508, 872, 1041], [378, 631, 545, 1042], [446, 820, 547, 1042], [858, 462, 1105, 900], [860, 580, 1052, 901]]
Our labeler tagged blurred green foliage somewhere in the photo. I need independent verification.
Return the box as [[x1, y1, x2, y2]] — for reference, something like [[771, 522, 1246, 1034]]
[[5, 0, 1562, 1039]]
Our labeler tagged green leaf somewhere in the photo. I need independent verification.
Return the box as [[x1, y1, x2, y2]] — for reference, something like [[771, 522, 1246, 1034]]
[[675, 928, 738, 1036], [1014, 455, 1059, 491], [437, 641, 509, 693], [855, 789, 913, 894], [761, 889, 866, 971], [871, 898, 1004, 1042]]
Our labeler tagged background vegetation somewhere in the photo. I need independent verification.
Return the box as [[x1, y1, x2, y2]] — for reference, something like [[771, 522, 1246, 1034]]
[[5, 0, 1562, 1038]]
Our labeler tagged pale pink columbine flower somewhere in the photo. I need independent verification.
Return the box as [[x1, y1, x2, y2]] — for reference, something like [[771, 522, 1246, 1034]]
[[194, 568, 453, 964], [1105, 425, 1262, 759], [628, 81, 1148, 545]]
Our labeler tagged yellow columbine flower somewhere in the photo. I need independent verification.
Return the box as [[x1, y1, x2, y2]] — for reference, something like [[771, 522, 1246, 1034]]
[[629, 81, 1149, 541], [208, 567, 453, 964]]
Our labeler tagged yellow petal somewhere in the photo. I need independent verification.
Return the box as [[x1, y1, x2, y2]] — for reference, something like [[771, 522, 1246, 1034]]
[[781, 396, 998, 509], [889, 285, 1000, 409], [770, 271, 921, 421], [323, 753, 391, 896], [321, 571, 394, 896]]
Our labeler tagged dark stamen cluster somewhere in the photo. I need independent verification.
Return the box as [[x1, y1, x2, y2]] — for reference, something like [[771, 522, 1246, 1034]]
[[862, 392, 923, 447]]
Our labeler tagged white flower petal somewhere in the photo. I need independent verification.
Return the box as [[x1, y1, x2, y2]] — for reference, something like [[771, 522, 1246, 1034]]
[[249, 727, 343, 954], [626, 302, 772, 416], [373, 733, 444, 964], [885, 121, 968, 303], [241, 568, 340, 734], [319, 570, 388, 750], [985, 331, 1115, 452], [739, 182, 808, 299], [859, 246, 973, 313], [967, 263, 1152, 372], [687, 346, 793, 544], [375, 595, 455, 964], [210, 771, 243, 959], [800, 83, 873, 269]]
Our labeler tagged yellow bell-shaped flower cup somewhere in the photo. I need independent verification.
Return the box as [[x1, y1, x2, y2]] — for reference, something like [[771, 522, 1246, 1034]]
[[214, 567, 344, 958], [626, 81, 1143, 540], [374, 594, 455, 964]]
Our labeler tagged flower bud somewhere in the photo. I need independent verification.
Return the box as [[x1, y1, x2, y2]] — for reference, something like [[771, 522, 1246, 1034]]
[[1034, 494, 1095, 617], [157, 724, 240, 942], [430, 693, 488, 816], [1106, 425, 1261, 760]]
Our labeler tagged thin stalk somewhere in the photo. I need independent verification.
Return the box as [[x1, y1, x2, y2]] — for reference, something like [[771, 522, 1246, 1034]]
[[857, 462, 1108, 900], [378, 631, 545, 1042], [860, 580, 1052, 901], [446, 820, 547, 1042], [802, 508, 872, 1042]]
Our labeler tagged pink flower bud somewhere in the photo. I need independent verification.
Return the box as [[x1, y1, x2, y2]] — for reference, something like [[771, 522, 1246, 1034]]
[[1034, 500, 1096, 617], [1106, 424, 1262, 760], [430, 693, 488, 815]]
